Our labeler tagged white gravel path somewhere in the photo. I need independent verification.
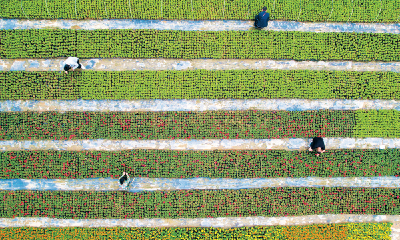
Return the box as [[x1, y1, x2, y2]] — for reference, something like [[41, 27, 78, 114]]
[[1, 19, 400, 34], [1, 177, 400, 192], [2, 58, 400, 72], [1, 99, 400, 112], [0, 138, 398, 151]]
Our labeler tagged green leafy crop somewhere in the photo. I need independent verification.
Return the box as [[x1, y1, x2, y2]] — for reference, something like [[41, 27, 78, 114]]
[[1, 149, 399, 179], [0, 224, 393, 240], [1, 30, 399, 61], [1, 70, 400, 100], [2, 110, 397, 140], [0, 110, 356, 140], [1, 188, 400, 219], [0, 0, 398, 23], [354, 110, 400, 138]]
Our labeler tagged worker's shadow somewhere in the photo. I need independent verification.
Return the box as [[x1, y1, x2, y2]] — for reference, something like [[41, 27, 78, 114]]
[[249, 27, 264, 31]]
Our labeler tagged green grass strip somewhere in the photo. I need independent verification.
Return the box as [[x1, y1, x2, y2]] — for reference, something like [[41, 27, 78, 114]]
[[1, 0, 399, 23], [1, 30, 399, 61], [0, 110, 357, 140], [1, 188, 400, 219], [0, 224, 392, 240], [2, 70, 400, 100], [2, 149, 399, 179]]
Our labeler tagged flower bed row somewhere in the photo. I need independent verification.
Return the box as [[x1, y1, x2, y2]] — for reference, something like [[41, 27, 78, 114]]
[[1, 110, 399, 140], [2, 149, 399, 179], [2, 70, 400, 100], [0, 110, 357, 140], [1, 188, 400, 219], [0, 0, 397, 23], [0, 224, 392, 240], [1, 29, 399, 61]]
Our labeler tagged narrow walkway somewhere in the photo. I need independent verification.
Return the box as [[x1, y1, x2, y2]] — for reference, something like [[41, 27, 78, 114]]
[[2, 58, 400, 72], [1, 177, 399, 192], [0, 215, 398, 236], [1, 19, 400, 34], [0, 138, 398, 151], [1, 99, 399, 112]]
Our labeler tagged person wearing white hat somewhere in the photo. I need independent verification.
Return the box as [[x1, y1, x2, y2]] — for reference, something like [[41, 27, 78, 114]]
[[309, 137, 326, 157], [119, 172, 131, 191], [63, 57, 85, 74]]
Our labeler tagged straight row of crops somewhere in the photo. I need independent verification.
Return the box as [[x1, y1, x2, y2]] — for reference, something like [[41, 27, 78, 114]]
[[1, 110, 399, 140], [1, 30, 399, 61], [0, 0, 397, 22], [1, 149, 398, 179], [0, 224, 392, 240], [1, 188, 400, 219], [2, 70, 399, 100]]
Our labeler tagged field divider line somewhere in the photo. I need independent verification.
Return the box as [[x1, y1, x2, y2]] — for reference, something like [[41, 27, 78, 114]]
[[103, 0, 109, 19], [374, 0, 382, 23], [44, 0, 52, 19], [74, 0, 78, 18], [347, 0, 354, 23], [191, 0, 194, 20], [271, 0, 276, 20], [296, 0, 303, 22], [128, 0, 133, 19], [19, 0, 29, 20], [223, 0, 226, 19], [326, 0, 334, 22], [160, 0, 163, 19]]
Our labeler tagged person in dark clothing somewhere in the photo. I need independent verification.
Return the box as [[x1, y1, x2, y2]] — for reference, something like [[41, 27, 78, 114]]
[[309, 137, 326, 156], [254, 7, 270, 29], [119, 171, 131, 190]]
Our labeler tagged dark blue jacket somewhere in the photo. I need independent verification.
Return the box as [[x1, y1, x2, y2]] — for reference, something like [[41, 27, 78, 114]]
[[311, 137, 325, 150], [255, 11, 270, 28]]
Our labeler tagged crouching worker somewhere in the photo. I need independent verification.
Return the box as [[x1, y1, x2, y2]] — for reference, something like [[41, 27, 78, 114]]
[[254, 7, 270, 29], [119, 171, 131, 191], [63, 56, 85, 74], [309, 137, 326, 156]]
